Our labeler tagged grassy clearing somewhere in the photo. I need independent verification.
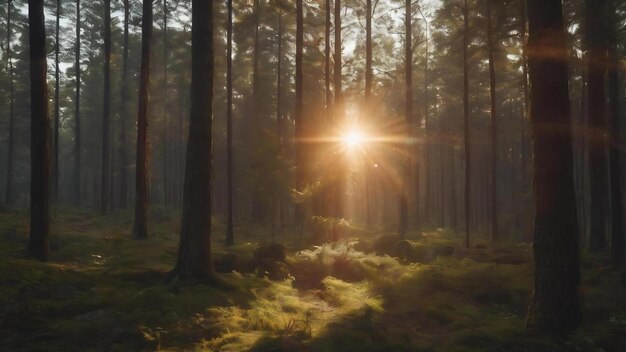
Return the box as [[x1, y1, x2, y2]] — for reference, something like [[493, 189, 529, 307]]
[[0, 209, 625, 351]]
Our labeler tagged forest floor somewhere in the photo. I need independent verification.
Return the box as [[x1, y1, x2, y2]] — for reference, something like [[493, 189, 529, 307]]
[[0, 208, 625, 352]]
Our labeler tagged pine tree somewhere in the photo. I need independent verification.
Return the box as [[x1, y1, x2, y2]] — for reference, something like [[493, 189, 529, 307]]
[[134, 0, 153, 239], [28, 0, 51, 261], [526, 0, 582, 331], [173, 0, 217, 282]]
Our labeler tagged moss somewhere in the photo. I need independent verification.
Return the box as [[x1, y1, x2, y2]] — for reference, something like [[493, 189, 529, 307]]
[[1, 210, 626, 351]]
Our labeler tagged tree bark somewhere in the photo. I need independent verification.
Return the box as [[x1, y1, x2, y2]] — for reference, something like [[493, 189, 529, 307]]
[[486, 0, 498, 241], [585, 0, 609, 253], [295, 0, 304, 226], [275, 9, 283, 235], [364, 0, 373, 227], [119, 0, 130, 208], [162, 0, 169, 207], [365, 0, 372, 100], [173, 0, 216, 282], [134, 0, 153, 239], [101, 0, 111, 213], [422, 11, 430, 226], [325, 0, 331, 115], [526, 0, 582, 331], [28, 0, 50, 261], [462, 0, 470, 248], [608, 0, 623, 266], [398, 0, 411, 238], [53, 0, 61, 203], [225, 0, 234, 246], [334, 0, 342, 117], [5, 0, 14, 206], [74, 0, 81, 205], [332, 0, 346, 241]]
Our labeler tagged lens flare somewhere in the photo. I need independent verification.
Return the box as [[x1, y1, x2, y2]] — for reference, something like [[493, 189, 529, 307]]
[[343, 130, 365, 149]]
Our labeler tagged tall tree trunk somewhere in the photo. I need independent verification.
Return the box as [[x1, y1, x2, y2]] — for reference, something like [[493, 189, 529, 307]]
[[365, 0, 372, 100], [134, 0, 153, 239], [295, 0, 304, 226], [437, 144, 446, 227], [173, 0, 216, 282], [5, 0, 14, 206], [449, 143, 457, 230], [398, 0, 411, 238], [253, 0, 260, 103], [250, 0, 263, 220], [275, 10, 283, 235], [578, 74, 589, 245], [486, 0, 498, 241], [74, 0, 81, 205], [365, 0, 373, 226], [119, 0, 130, 208], [325, 0, 331, 115], [162, 0, 168, 207], [225, 0, 234, 246], [28, 0, 50, 261], [585, 0, 609, 253], [520, 0, 529, 215], [333, 0, 345, 240], [462, 0, 470, 248], [422, 11, 430, 226], [526, 0, 582, 331], [101, 0, 111, 213], [608, 0, 623, 266], [53, 0, 61, 203]]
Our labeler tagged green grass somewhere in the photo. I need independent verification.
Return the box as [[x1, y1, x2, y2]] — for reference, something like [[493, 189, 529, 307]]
[[0, 209, 625, 351]]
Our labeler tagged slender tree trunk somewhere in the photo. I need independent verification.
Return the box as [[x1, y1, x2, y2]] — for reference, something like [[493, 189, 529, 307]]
[[526, 0, 582, 331], [365, 0, 372, 100], [520, 0, 529, 215], [253, 0, 260, 103], [5, 0, 14, 206], [119, 0, 130, 208], [398, 0, 412, 238], [365, 0, 373, 226], [322, 0, 332, 223], [333, 0, 345, 241], [438, 144, 444, 226], [486, 0, 498, 241], [578, 75, 589, 245], [608, 0, 623, 266], [295, 0, 304, 226], [449, 143, 457, 230], [325, 0, 331, 114], [101, 0, 111, 213], [134, 0, 153, 239], [423, 16, 430, 226], [462, 0, 471, 248], [585, 0, 609, 253], [250, 0, 263, 220], [225, 0, 234, 246], [173, 0, 216, 282], [275, 10, 283, 234], [53, 0, 61, 203], [334, 0, 343, 124], [74, 0, 81, 205], [162, 0, 168, 207], [28, 0, 50, 261], [177, 83, 185, 207]]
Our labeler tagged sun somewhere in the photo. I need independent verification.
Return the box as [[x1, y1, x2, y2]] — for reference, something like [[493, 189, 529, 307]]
[[342, 130, 366, 149]]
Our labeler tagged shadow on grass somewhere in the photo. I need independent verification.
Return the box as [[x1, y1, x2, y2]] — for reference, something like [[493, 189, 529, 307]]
[[0, 209, 266, 351]]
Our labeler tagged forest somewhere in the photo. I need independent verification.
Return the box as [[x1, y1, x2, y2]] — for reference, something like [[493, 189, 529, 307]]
[[1, 0, 626, 350]]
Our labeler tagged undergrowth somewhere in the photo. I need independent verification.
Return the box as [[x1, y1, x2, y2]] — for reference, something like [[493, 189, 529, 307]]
[[0, 209, 625, 351]]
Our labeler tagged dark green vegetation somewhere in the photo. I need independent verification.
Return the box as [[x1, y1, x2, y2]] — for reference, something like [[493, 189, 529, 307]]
[[1, 210, 625, 351]]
